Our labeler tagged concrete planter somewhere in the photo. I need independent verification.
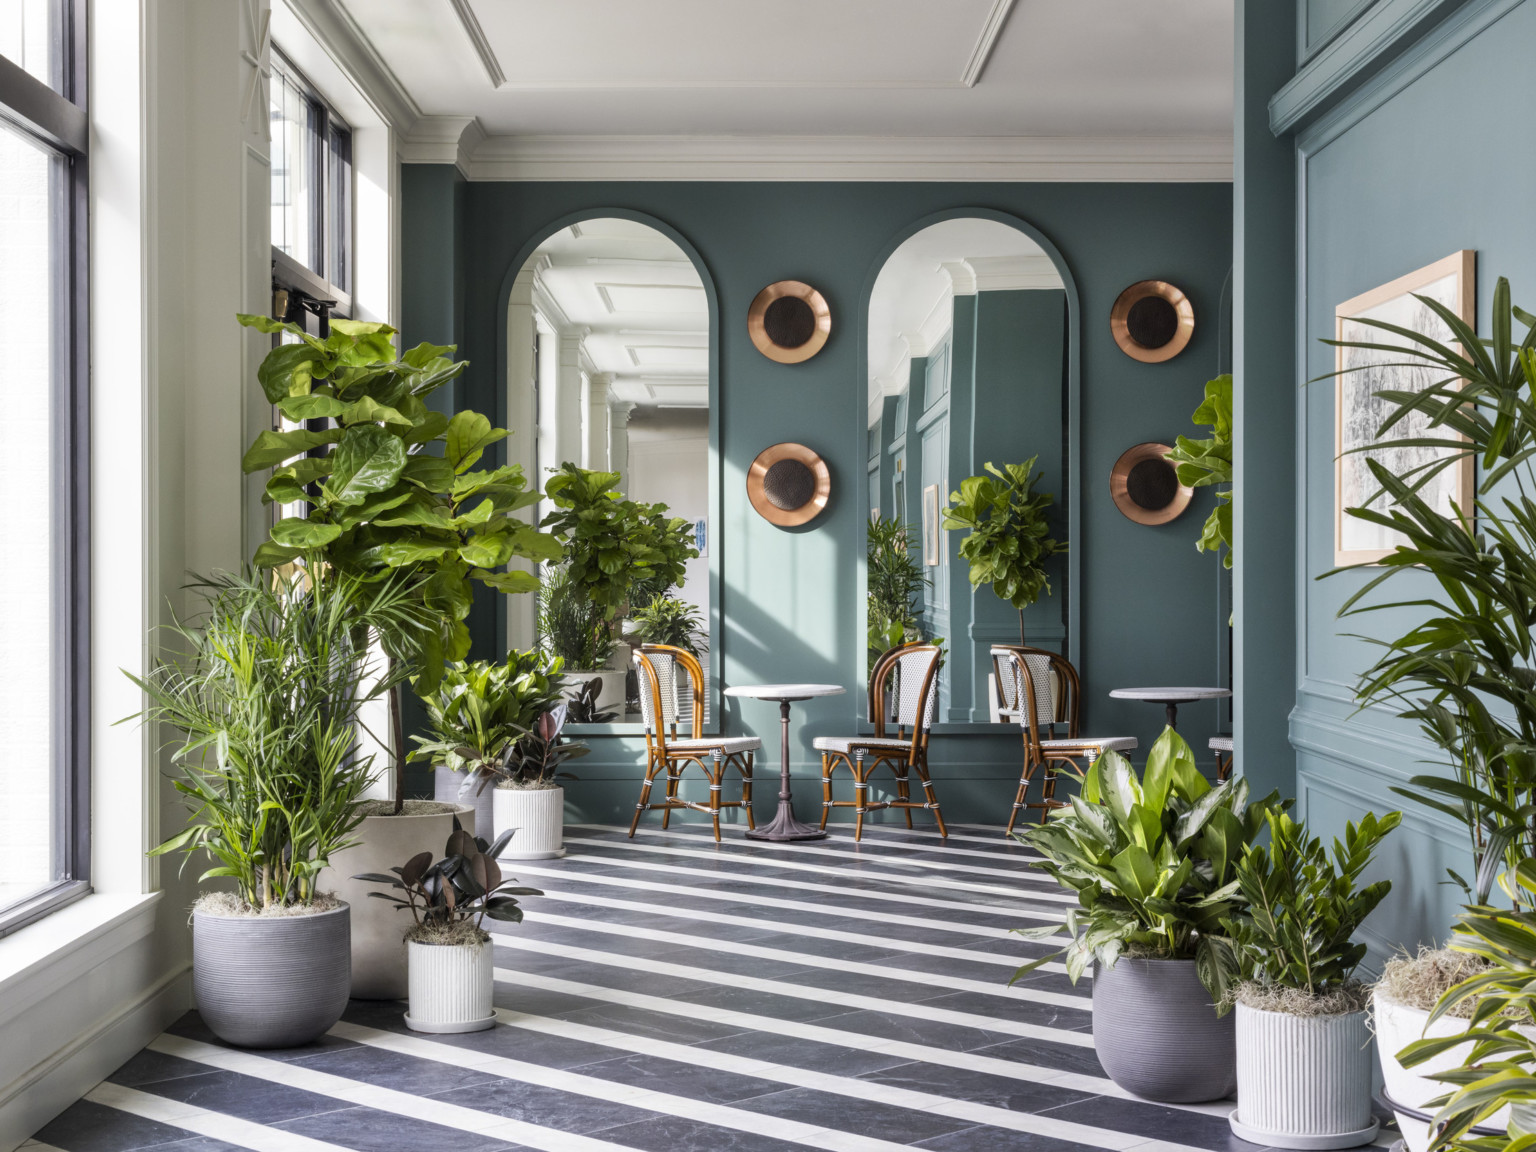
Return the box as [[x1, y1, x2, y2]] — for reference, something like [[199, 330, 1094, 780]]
[[432, 767, 496, 844], [1230, 1003, 1377, 1149], [493, 785, 565, 860], [318, 802, 475, 1000], [1375, 991, 1505, 1151], [193, 903, 350, 1048], [1092, 956, 1236, 1102], [405, 938, 494, 1034]]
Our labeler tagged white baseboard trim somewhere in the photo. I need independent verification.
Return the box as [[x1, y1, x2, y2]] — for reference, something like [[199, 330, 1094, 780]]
[[0, 965, 191, 1152]]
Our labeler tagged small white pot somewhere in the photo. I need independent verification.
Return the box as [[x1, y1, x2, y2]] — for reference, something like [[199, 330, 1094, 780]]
[[493, 785, 565, 860], [1230, 1002, 1378, 1149], [1375, 991, 1506, 1150], [405, 938, 494, 1033]]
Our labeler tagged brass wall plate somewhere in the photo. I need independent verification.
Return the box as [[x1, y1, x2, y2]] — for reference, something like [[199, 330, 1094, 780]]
[[748, 281, 832, 364], [747, 442, 831, 527], [1110, 442, 1192, 525], [1110, 280, 1195, 363]]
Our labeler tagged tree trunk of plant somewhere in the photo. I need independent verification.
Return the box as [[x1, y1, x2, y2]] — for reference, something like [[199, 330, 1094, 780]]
[[1018, 609, 1026, 648], [390, 674, 406, 816]]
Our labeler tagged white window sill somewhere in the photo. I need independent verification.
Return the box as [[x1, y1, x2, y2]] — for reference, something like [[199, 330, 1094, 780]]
[[0, 892, 162, 1030]]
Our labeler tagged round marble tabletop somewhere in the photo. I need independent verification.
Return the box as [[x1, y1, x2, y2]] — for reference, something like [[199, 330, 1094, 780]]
[[1109, 687, 1232, 703], [725, 684, 846, 701]]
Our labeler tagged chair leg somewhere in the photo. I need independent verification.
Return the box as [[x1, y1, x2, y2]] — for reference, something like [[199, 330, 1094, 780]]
[[662, 763, 680, 829], [1037, 756, 1065, 824], [914, 756, 946, 838], [709, 752, 724, 842], [1006, 748, 1037, 837], [896, 769, 914, 829], [742, 753, 756, 830], [853, 752, 867, 841], [820, 753, 833, 830], [630, 753, 660, 837]]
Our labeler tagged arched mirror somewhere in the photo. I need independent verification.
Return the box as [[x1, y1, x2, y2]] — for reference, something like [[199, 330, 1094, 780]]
[[864, 216, 1076, 725], [504, 217, 716, 733]]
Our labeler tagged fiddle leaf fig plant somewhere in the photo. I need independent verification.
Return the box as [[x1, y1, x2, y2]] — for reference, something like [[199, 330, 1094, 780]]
[[1166, 374, 1233, 568], [942, 457, 1064, 646]]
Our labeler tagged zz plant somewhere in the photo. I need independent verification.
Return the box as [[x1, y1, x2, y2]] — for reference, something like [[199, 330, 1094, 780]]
[[942, 457, 1064, 646], [1015, 727, 1286, 1001]]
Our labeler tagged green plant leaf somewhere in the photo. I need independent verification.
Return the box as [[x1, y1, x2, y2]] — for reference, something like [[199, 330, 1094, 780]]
[[328, 425, 408, 504]]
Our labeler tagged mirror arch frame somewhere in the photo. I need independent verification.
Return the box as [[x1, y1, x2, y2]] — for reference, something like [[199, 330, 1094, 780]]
[[492, 208, 723, 734], [856, 207, 1082, 722]]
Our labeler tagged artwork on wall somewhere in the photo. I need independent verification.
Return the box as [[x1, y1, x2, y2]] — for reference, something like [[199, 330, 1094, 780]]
[[1333, 250, 1475, 565], [748, 281, 831, 364], [922, 484, 941, 566], [1110, 442, 1192, 525], [1110, 280, 1195, 363], [747, 442, 831, 527]]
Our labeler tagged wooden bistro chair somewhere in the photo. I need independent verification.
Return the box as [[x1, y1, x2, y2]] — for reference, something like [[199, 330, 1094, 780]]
[[1210, 735, 1234, 782], [629, 644, 760, 842], [992, 645, 1137, 834], [815, 642, 947, 841]]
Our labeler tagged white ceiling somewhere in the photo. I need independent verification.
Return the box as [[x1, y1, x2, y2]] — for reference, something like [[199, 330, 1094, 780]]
[[528, 218, 708, 410], [295, 0, 1235, 179]]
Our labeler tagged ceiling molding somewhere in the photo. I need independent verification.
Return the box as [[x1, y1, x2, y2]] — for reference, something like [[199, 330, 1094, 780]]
[[447, 134, 1233, 182], [281, 0, 421, 131], [938, 262, 976, 297], [446, 0, 507, 88], [396, 115, 476, 163], [968, 253, 1062, 291], [961, 0, 1018, 87]]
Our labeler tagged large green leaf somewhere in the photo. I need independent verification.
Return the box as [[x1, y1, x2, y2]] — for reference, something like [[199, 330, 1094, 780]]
[[241, 428, 343, 473], [269, 517, 343, 549], [446, 411, 506, 474], [328, 425, 408, 505]]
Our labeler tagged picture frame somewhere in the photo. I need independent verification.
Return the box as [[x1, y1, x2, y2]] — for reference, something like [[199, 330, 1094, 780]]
[[1334, 250, 1475, 566], [922, 483, 941, 567]]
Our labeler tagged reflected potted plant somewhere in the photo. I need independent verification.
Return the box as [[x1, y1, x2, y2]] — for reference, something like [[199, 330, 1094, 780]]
[[1015, 727, 1285, 1103], [538, 562, 620, 717], [866, 514, 928, 674], [356, 822, 540, 1033], [488, 705, 589, 860], [1219, 808, 1400, 1148]]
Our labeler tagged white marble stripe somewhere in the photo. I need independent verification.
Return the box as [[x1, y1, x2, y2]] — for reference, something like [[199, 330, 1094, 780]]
[[554, 853, 1065, 923], [84, 1082, 350, 1152], [526, 910, 1089, 1009], [321, 1023, 923, 1152], [573, 826, 1056, 883], [484, 1008, 1214, 1152], [617, 822, 1048, 864], [560, 838, 1078, 903], [528, 886, 1058, 969], [512, 862, 1073, 945], [495, 936, 1097, 1048]]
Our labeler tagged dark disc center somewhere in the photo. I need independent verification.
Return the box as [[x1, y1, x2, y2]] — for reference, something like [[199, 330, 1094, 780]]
[[1126, 295, 1179, 349], [1127, 458, 1178, 510], [763, 296, 817, 349], [763, 459, 817, 510]]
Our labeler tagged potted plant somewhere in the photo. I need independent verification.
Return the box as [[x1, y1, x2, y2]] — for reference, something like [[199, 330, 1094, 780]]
[[537, 562, 621, 715], [1015, 727, 1285, 1102], [1165, 374, 1233, 570], [489, 706, 589, 860], [131, 570, 412, 1048], [355, 822, 540, 1033], [941, 457, 1064, 647], [1219, 808, 1400, 1148], [866, 514, 928, 673], [626, 594, 707, 657], [412, 650, 567, 836], [1320, 277, 1536, 1145]]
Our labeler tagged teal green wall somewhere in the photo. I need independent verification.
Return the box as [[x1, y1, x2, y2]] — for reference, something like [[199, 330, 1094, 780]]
[[399, 178, 1233, 827]]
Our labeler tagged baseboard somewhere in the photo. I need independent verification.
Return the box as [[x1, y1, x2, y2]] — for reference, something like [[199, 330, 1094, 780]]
[[0, 964, 191, 1152]]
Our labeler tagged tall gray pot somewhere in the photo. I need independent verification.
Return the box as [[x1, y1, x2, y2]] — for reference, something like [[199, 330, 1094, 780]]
[[193, 904, 350, 1049], [433, 767, 495, 843], [1092, 956, 1236, 1103]]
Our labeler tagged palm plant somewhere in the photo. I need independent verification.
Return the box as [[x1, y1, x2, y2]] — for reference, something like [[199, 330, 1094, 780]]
[[626, 594, 708, 657], [537, 563, 614, 671], [1322, 276, 1536, 906], [867, 514, 927, 666], [131, 570, 428, 909]]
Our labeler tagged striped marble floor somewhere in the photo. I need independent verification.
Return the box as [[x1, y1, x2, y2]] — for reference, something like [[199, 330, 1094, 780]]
[[26, 822, 1394, 1152]]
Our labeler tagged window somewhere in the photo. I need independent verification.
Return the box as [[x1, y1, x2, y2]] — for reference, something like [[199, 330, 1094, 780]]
[[269, 49, 351, 311], [0, 0, 89, 936]]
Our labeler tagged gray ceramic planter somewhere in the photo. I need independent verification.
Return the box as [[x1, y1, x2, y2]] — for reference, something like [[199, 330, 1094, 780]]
[[433, 767, 496, 842], [1092, 956, 1236, 1103], [193, 903, 350, 1048]]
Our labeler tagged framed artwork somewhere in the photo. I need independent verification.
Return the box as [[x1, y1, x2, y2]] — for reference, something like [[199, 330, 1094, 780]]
[[922, 484, 941, 567], [1334, 250, 1475, 566]]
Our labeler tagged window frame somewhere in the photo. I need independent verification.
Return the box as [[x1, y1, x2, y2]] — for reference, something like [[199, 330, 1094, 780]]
[[0, 0, 92, 938]]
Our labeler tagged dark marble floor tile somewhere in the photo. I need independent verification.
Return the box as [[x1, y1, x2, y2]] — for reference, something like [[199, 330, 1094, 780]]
[[583, 1113, 810, 1152], [691, 1030, 914, 1076], [912, 1123, 1104, 1151], [131, 1071, 350, 1125], [31, 1099, 194, 1152], [162, 1011, 361, 1062], [372, 1015, 630, 1070], [1036, 1094, 1253, 1151], [272, 1105, 517, 1151], [813, 1008, 1020, 1052], [106, 1050, 217, 1089], [967, 1036, 1108, 1078], [733, 1085, 975, 1143], [917, 990, 1093, 1030], [858, 1059, 1096, 1113], [765, 965, 967, 1001], [567, 1050, 783, 1104], [146, 1139, 269, 1152], [555, 1002, 752, 1045], [855, 950, 1030, 985], [288, 1043, 505, 1095], [729, 931, 907, 963], [424, 1078, 653, 1133], [491, 984, 605, 1017], [667, 982, 852, 1023]]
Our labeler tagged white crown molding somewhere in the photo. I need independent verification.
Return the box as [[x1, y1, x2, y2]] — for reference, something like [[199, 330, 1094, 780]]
[[968, 253, 1062, 291], [447, 0, 506, 88], [281, 0, 420, 132], [961, 0, 1018, 87], [938, 262, 976, 296], [454, 134, 1233, 182]]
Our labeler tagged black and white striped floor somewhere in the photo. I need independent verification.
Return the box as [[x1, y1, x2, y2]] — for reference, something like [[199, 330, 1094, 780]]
[[26, 823, 1393, 1152]]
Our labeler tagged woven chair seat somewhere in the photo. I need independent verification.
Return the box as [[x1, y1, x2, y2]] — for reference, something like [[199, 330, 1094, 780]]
[[812, 736, 911, 754], [1209, 735, 1233, 753], [1040, 736, 1137, 753], [665, 736, 761, 754]]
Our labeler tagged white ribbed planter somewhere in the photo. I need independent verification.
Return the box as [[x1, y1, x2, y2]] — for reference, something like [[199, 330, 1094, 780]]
[[1375, 991, 1508, 1151], [405, 938, 494, 1034], [1230, 1003, 1377, 1149], [493, 785, 565, 860]]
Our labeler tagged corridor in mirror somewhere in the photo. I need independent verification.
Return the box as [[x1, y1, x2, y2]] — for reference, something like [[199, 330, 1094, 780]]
[[29, 825, 1322, 1152]]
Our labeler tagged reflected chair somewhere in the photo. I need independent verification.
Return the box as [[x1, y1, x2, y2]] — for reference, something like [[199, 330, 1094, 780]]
[[1209, 734, 1233, 782], [815, 642, 947, 840], [629, 644, 759, 842], [991, 645, 1137, 834]]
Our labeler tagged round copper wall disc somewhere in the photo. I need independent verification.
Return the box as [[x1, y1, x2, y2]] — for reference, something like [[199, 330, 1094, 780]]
[[747, 443, 831, 526], [1110, 442, 1192, 525], [1110, 281, 1195, 363], [748, 281, 832, 364]]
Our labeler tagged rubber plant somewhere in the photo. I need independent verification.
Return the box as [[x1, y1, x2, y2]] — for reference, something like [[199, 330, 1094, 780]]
[[1166, 373, 1233, 569], [941, 457, 1064, 646], [237, 314, 562, 812]]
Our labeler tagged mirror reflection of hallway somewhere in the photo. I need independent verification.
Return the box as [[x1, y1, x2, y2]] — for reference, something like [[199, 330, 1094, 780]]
[[505, 218, 712, 729]]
